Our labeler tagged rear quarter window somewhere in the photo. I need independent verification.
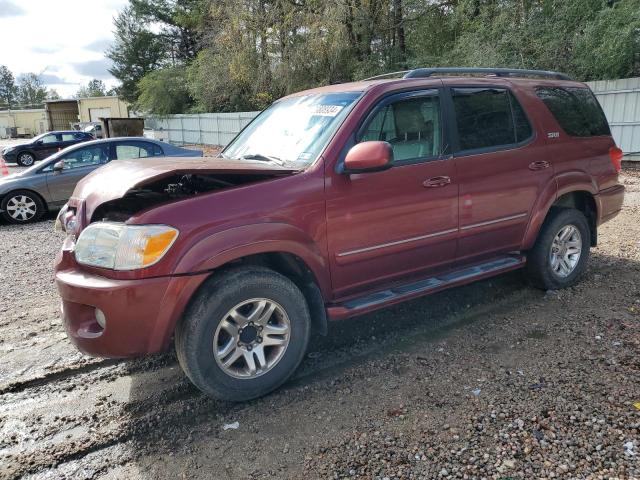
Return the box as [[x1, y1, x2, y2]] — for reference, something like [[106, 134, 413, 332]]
[[536, 87, 610, 137]]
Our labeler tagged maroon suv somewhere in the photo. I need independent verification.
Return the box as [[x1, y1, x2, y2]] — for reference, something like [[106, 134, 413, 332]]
[[54, 68, 625, 401]]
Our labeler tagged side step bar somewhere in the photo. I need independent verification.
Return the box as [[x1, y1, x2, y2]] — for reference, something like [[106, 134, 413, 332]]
[[327, 255, 525, 320]]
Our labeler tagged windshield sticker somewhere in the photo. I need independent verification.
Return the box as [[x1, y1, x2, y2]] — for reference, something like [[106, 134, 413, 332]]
[[312, 105, 344, 117]]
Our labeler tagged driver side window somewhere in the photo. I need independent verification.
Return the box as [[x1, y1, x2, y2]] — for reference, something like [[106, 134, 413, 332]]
[[41, 134, 58, 144], [59, 146, 108, 170], [358, 93, 442, 164]]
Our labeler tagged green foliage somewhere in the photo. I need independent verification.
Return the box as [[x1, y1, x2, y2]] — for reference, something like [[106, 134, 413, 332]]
[[0, 65, 16, 109], [77, 79, 107, 98], [111, 0, 640, 114], [107, 6, 166, 103], [16, 73, 49, 108], [137, 67, 192, 115]]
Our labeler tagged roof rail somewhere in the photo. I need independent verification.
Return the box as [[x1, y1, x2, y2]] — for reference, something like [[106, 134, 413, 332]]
[[364, 70, 411, 81], [402, 67, 572, 81]]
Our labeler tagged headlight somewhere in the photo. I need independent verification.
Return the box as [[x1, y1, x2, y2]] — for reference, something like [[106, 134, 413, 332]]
[[74, 222, 179, 270]]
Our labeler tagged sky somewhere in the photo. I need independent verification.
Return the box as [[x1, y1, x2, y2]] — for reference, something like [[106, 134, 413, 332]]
[[0, 0, 128, 98]]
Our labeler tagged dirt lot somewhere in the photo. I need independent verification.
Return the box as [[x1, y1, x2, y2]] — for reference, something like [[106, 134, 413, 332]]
[[0, 164, 639, 480]]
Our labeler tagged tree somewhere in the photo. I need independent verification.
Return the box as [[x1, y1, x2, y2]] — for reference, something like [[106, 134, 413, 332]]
[[0, 65, 16, 109], [111, 0, 640, 113], [16, 73, 48, 108], [47, 89, 61, 100], [107, 6, 166, 102], [77, 79, 107, 98], [137, 66, 192, 115]]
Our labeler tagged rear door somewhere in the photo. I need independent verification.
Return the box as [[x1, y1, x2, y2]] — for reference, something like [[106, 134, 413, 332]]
[[45, 144, 110, 203], [449, 85, 554, 263], [325, 88, 459, 297]]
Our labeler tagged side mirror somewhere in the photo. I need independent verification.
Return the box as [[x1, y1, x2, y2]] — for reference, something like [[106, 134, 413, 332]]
[[35, 140, 43, 145], [52, 161, 64, 172], [343, 141, 393, 174]]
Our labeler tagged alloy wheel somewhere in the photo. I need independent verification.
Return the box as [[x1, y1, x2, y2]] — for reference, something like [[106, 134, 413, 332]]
[[549, 224, 582, 278], [19, 154, 34, 166], [6, 195, 37, 222], [213, 298, 291, 379]]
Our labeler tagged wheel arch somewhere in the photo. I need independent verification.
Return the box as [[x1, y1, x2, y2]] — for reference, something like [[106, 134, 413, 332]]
[[16, 149, 37, 162], [172, 224, 331, 336], [524, 188, 598, 250], [1, 188, 49, 213], [214, 252, 328, 336]]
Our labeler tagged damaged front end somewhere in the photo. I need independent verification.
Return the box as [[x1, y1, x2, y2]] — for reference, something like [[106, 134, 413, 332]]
[[92, 171, 286, 222], [63, 157, 299, 229]]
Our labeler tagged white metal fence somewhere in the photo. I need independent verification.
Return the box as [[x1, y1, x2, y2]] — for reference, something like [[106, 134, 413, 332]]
[[144, 112, 259, 146], [587, 77, 640, 160]]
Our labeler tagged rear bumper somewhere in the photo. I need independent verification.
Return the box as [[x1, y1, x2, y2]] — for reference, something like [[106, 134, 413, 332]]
[[55, 249, 209, 358], [596, 184, 625, 224]]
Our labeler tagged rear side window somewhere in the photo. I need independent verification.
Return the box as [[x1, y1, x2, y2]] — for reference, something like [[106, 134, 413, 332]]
[[536, 87, 610, 137], [452, 88, 532, 151], [115, 142, 162, 160]]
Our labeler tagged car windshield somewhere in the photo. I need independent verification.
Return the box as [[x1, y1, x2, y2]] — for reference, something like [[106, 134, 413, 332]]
[[222, 92, 361, 168]]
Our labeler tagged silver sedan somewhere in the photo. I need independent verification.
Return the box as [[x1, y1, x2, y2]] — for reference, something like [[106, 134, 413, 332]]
[[0, 138, 202, 224]]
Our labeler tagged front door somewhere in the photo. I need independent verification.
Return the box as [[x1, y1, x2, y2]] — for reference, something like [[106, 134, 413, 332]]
[[449, 86, 554, 263], [45, 144, 110, 203], [326, 89, 459, 298], [34, 133, 62, 159]]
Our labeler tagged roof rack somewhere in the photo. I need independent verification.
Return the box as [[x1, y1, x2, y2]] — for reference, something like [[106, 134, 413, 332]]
[[364, 67, 571, 81]]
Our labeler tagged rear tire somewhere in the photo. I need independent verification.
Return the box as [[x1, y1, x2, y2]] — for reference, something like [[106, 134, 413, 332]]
[[525, 208, 590, 290], [16, 152, 35, 167], [176, 266, 311, 401], [1, 190, 45, 224]]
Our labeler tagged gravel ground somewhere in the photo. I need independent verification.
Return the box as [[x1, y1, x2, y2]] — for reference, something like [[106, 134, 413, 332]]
[[0, 165, 638, 480]]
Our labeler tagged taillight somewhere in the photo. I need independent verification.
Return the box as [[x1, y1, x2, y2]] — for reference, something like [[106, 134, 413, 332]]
[[609, 146, 623, 173]]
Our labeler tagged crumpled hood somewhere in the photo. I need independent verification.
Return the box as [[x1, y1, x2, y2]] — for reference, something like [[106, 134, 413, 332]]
[[70, 156, 298, 223]]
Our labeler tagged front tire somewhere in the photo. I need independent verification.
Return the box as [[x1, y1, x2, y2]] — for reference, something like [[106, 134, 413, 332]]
[[16, 152, 35, 167], [525, 208, 590, 290], [176, 266, 311, 401], [1, 190, 45, 224]]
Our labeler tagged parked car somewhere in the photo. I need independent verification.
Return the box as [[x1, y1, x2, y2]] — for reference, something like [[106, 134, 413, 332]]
[[82, 123, 104, 139], [1, 131, 94, 166], [0, 138, 202, 223], [54, 68, 624, 402]]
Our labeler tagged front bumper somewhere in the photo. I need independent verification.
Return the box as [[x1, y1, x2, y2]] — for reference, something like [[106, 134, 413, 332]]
[[1, 151, 17, 163], [55, 248, 209, 358]]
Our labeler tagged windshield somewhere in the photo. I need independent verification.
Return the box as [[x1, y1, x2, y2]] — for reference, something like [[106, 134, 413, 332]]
[[222, 92, 361, 168]]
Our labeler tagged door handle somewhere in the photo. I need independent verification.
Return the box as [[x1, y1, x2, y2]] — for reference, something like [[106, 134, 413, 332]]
[[529, 160, 551, 171], [423, 176, 451, 188]]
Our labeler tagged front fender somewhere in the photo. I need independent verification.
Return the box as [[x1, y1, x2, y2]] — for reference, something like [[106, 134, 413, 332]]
[[522, 170, 597, 251], [173, 222, 331, 296]]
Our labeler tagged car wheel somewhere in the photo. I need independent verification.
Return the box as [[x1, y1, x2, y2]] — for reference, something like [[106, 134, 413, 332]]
[[525, 208, 590, 290], [1, 190, 46, 224], [17, 152, 35, 167], [176, 266, 311, 401]]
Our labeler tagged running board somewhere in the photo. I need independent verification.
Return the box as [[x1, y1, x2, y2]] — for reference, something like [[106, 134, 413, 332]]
[[328, 255, 525, 319]]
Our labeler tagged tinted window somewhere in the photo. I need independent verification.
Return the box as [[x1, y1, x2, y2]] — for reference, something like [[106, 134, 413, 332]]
[[40, 134, 58, 144], [536, 87, 610, 137], [359, 93, 442, 162], [60, 145, 108, 170], [452, 88, 531, 151], [61, 133, 76, 141], [115, 142, 159, 160]]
